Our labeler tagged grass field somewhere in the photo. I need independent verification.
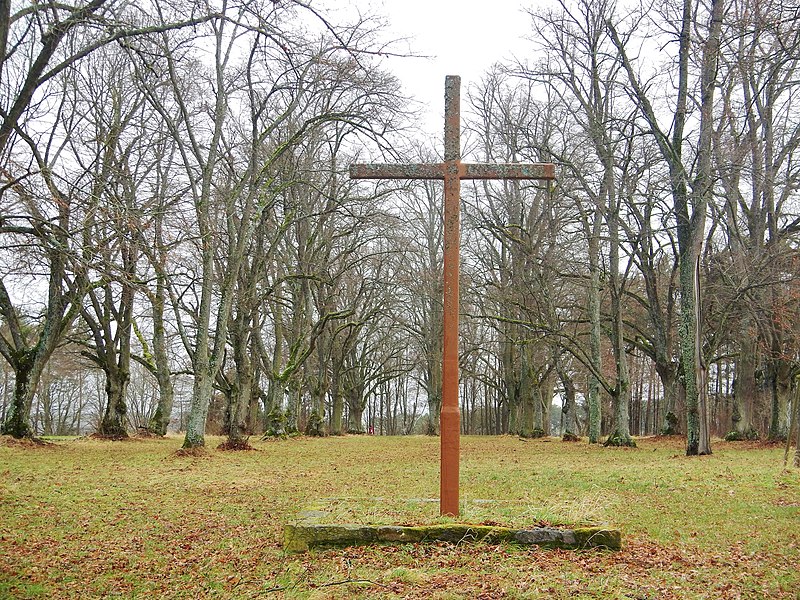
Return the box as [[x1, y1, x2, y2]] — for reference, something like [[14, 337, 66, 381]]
[[1, 434, 798, 599]]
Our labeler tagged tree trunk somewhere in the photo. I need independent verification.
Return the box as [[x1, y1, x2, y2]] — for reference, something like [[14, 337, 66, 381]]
[[1, 354, 36, 438], [227, 383, 252, 446], [285, 381, 300, 434], [98, 372, 129, 438], [793, 384, 800, 467], [608, 0, 721, 456], [587, 210, 603, 444], [425, 327, 443, 435], [605, 155, 634, 448], [730, 330, 759, 440], [306, 375, 327, 437], [559, 369, 579, 441], [330, 370, 344, 436], [659, 365, 680, 435], [184, 366, 214, 448], [226, 346, 254, 446], [146, 274, 174, 436], [348, 402, 365, 434], [768, 358, 791, 441], [149, 274, 173, 435], [519, 384, 537, 438], [681, 255, 711, 455]]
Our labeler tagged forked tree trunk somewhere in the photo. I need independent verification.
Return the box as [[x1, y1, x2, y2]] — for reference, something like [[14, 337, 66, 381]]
[[98, 373, 129, 438], [1, 356, 36, 438]]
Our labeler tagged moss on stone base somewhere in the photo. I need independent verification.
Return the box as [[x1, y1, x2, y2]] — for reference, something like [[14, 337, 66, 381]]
[[284, 503, 622, 553]]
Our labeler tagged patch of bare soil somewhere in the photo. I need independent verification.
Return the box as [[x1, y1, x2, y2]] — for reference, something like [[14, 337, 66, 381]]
[[0, 435, 55, 448], [174, 445, 210, 458]]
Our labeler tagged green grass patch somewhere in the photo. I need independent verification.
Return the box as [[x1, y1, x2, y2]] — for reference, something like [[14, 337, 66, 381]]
[[1, 434, 798, 598]]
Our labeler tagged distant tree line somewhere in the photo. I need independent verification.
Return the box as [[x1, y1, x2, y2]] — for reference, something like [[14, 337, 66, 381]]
[[1, 0, 799, 460]]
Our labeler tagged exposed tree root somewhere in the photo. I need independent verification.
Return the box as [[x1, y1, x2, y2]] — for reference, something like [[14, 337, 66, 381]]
[[603, 432, 637, 448], [217, 439, 255, 451], [89, 432, 130, 442], [174, 446, 209, 457], [134, 427, 162, 438], [0, 434, 54, 448]]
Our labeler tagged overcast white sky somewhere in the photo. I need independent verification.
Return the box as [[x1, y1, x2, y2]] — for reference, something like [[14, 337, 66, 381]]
[[346, 0, 534, 137]]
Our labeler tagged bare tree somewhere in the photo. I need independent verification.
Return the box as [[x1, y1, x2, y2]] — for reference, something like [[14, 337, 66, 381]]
[[608, 0, 724, 455]]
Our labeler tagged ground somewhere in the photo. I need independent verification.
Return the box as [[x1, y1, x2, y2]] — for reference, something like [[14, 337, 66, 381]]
[[0, 435, 798, 598]]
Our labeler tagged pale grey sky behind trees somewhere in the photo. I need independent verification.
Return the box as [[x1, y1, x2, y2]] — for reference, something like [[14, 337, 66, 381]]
[[347, 0, 532, 135]]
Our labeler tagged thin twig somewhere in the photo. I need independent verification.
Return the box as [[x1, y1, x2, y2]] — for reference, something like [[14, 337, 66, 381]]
[[315, 578, 390, 589]]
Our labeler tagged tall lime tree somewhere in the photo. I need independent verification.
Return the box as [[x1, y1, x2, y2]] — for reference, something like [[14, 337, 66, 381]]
[[608, 0, 724, 454]]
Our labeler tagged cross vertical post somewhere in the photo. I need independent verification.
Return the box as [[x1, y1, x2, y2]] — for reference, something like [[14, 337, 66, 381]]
[[350, 76, 556, 517], [440, 75, 461, 516]]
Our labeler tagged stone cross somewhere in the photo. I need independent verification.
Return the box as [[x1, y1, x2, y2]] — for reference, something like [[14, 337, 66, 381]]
[[350, 75, 556, 516]]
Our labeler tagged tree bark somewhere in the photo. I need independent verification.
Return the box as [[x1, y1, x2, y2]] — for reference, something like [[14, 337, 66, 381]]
[[99, 373, 129, 438], [730, 329, 758, 440], [1, 353, 37, 438]]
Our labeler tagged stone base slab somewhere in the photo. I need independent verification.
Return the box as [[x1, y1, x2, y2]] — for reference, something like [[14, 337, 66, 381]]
[[284, 501, 621, 553]]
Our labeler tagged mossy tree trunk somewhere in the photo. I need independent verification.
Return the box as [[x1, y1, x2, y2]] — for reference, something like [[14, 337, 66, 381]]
[[227, 325, 255, 446], [342, 342, 367, 433], [1, 352, 38, 439], [768, 357, 792, 441], [87, 241, 137, 440], [681, 0, 722, 453], [346, 387, 366, 433], [144, 230, 175, 436], [680, 255, 712, 455], [0, 185, 85, 439], [583, 170, 603, 444], [139, 297, 174, 437], [99, 372, 130, 438], [330, 369, 344, 436], [539, 371, 555, 437], [659, 366, 680, 435], [731, 328, 759, 440], [328, 321, 361, 437], [285, 381, 301, 434], [423, 311, 443, 435], [305, 343, 329, 437], [225, 250, 265, 447], [593, 91, 635, 449], [177, 17, 234, 450], [502, 334, 520, 436], [557, 358, 579, 440], [793, 385, 800, 467], [587, 211, 603, 444], [609, 0, 722, 456], [518, 365, 538, 439]]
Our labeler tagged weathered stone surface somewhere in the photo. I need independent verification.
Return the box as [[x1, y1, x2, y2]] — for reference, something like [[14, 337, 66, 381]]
[[514, 527, 576, 548], [283, 503, 622, 553], [573, 527, 623, 550]]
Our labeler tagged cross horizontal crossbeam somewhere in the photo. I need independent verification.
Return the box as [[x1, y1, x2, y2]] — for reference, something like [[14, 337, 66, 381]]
[[349, 163, 555, 180]]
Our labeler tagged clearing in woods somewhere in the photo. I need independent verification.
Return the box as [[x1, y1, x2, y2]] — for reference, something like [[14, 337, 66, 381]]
[[0, 435, 798, 598]]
